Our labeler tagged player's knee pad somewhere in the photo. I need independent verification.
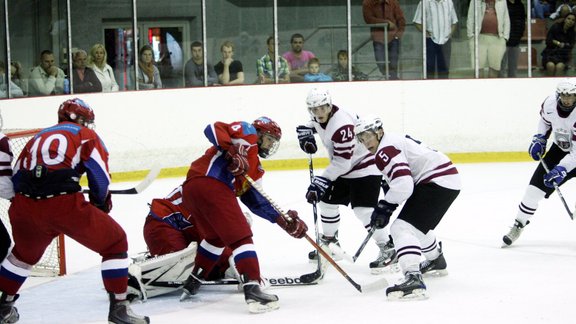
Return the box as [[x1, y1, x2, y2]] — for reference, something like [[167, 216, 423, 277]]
[[318, 201, 339, 217], [352, 206, 372, 226]]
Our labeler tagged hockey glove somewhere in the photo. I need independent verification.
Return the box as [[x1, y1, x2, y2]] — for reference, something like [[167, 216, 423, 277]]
[[90, 191, 113, 213], [226, 144, 249, 176], [296, 125, 318, 154], [276, 210, 308, 238], [528, 134, 547, 161], [544, 165, 567, 188], [306, 176, 332, 204], [370, 200, 398, 229]]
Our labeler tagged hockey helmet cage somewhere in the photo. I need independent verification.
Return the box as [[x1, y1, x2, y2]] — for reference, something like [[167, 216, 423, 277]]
[[253, 116, 282, 158], [58, 98, 95, 128], [306, 87, 332, 110], [556, 79, 576, 111]]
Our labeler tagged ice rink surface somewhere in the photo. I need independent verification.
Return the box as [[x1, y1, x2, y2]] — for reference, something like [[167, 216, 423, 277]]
[[12, 161, 576, 323]]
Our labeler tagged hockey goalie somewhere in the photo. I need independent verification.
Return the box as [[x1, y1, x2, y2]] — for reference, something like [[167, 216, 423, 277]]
[[127, 185, 237, 301]]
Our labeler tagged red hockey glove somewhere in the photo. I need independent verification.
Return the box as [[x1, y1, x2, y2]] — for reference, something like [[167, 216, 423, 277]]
[[226, 144, 249, 176], [276, 210, 308, 239], [89, 191, 113, 213]]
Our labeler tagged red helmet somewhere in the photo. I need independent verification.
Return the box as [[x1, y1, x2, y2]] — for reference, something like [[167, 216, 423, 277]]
[[57, 98, 95, 128], [253, 116, 282, 158]]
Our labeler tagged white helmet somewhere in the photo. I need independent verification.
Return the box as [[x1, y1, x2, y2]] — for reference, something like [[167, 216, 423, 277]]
[[556, 79, 576, 111], [556, 79, 576, 96], [306, 87, 332, 109], [354, 117, 383, 138]]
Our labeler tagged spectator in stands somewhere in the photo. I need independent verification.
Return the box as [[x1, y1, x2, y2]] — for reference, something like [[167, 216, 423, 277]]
[[327, 50, 369, 81], [550, 2, 574, 22], [137, 45, 162, 90], [499, 0, 527, 78], [184, 41, 218, 87], [0, 61, 24, 98], [71, 49, 102, 93], [542, 13, 576, 76], [9, 61, 27, 96], [533, 0, 554, 18], [256, 36, 290, 84], [303, 58, 332, 82], [88, 43, 119, 92], [28, 50, 66, 96], [413, 0, 459, 79], [467, 0, 511, 78], [282, 33, 316, 83], [362, 0, 406, 80], [215, 41, 244, 85]]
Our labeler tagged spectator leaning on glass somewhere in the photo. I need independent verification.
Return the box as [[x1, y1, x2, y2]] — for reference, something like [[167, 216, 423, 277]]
[[215, 41, 244, 85], [541, 13, 576, 76], [413, 0, 458, 79], [28, 50, 66, 96], [362, 0, 406, 80], [467, 0, 511, 78], [0, 61, 24, 98], [137, 45, 162, 90], [9, 61, 27, 96], [88, 43, 119, 92]]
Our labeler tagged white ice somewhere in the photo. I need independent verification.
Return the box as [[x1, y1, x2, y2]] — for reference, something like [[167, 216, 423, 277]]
[[13, 162, 576, 323]]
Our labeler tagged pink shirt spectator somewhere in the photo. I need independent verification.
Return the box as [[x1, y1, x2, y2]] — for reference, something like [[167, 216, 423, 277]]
[[282, 50, 316, 70]]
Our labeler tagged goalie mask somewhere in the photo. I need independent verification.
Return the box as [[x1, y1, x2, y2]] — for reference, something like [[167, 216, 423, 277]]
[[556, 79, 576, 112], [58, 98, 95, 129], [355, 117, 384, 154], [253, 116, 282, 159]]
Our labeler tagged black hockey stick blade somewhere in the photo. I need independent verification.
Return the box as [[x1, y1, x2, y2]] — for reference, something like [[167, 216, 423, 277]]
[[83, 164, 161, 195]]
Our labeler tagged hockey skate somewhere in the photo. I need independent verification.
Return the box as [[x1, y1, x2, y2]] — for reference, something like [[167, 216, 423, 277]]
[[369, 239, 399, 274], [108, 293, 150, 324], [502, 220, 529, 247], [420, 242, 448, 277], [179, 273, 202, 301], [0, 293, 19, 324], [243, 276, 279, 314], [386, 272, 427, 301], [308, 234, 342, 262]]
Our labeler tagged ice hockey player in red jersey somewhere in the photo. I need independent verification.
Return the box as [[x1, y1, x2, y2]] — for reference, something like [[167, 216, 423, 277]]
[[127, 185, 235, 301], [503, 79, 576, 246], [0, 98, 150, 324], [179, 116, 308, 313], [297, 87, 396, 275], [355, 117, 461, 300]]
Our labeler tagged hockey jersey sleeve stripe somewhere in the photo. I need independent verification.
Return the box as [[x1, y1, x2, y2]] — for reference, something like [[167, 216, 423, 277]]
[[420, 164, 459, 184], [387, 162, 411, 180]]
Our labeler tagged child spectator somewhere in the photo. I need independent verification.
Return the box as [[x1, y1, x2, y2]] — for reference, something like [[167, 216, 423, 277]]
[[328, 50, 369, 81], [304, 58, 332, 82]]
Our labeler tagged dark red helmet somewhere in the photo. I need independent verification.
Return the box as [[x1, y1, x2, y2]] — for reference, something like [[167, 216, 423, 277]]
[[57, 98, 95, 128], [253, 116, 282, 158]]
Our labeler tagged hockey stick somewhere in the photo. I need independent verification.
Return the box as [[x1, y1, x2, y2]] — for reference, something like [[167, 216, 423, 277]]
[[538, 154, 574, 220], [329, 227, 376, 263], [82, 164, 161, 195], [244, 175, 388, 293], [306, 155, 325, 280]]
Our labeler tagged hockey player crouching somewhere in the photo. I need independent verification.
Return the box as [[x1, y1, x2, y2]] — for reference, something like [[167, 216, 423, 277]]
[[179, 117, 307, 313], [127, 185, 235, 302], [354, 117, 461, 300]]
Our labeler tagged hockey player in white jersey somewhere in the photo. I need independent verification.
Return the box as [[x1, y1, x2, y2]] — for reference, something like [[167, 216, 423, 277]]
[[355, 117, 461, 300], [503, 79, 576, 246], [297, 87, 396, 274]]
